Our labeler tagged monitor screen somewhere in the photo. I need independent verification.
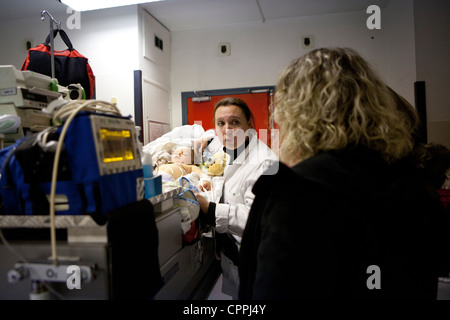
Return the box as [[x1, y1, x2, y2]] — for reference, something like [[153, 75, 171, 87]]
[[90, 115, 141, 176], [100, 128, 135, 163]]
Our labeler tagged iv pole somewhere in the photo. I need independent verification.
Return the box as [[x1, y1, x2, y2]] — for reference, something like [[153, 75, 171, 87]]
[[40, 10, 61, 79], [40, 11, 61, 265]]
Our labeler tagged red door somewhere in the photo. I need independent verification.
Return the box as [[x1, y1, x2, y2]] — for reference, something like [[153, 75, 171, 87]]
[[186, 91, 277, 149]]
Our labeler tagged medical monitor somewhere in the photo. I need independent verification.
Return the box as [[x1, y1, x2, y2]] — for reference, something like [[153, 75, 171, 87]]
[[90, 115, 141, 176]]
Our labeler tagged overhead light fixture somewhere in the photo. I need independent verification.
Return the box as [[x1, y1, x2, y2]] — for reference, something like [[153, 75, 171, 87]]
[[60, 0, 163, 12]]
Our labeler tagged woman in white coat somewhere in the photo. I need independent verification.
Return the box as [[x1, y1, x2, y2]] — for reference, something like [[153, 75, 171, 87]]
[[194, 97, 279, 299]]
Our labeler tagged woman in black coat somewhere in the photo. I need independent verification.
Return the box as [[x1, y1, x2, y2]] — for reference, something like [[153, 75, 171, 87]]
[[238, 47, 450, 300]]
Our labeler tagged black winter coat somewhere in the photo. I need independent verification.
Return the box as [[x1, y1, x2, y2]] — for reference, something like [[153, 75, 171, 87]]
[[239, 147, 450, 300]]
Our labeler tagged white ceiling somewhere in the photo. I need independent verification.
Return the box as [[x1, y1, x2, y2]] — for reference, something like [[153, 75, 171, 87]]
[[0, 0, 390, 31]]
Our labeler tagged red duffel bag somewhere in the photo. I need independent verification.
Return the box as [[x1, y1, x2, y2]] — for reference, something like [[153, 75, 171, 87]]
[[21, 28, 95, 99]]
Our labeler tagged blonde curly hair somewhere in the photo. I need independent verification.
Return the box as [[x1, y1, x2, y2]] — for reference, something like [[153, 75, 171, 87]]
[[274, 47, 414, 166]]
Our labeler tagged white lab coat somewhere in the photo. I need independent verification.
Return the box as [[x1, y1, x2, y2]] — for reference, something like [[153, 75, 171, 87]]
[[205, 130, 279, 298]]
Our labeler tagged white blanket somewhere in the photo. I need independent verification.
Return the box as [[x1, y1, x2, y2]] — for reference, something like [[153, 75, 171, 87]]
[[142, 124, 224, 202]]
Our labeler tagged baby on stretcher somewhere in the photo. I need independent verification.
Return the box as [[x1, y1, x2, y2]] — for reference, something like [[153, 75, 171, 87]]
[[156, 145, 211, 192]]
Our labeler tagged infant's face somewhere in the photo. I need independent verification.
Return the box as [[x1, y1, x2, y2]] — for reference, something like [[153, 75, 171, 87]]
[[171, 146, 192, 164]]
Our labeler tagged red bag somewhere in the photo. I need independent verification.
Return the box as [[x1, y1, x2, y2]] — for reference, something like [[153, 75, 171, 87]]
[[182, 220, 199, 244], [21, 29, 95, 99]]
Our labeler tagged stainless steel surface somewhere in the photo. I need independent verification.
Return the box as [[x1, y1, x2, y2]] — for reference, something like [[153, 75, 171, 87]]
[[0, 242, 110, 300], [0, 186, 216, 300]]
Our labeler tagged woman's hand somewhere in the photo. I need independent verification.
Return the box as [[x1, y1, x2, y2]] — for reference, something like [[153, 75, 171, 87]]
[[194, 192, 210, 213], [192, 137, 211, 164], [200, 180, 211, 192]]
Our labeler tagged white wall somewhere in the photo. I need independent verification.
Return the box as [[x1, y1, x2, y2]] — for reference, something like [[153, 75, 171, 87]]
[[79, 7, 139, 119], [170, 1, 417, 128], [138, 10, 172, 144], [139, 10, 171, 89]]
